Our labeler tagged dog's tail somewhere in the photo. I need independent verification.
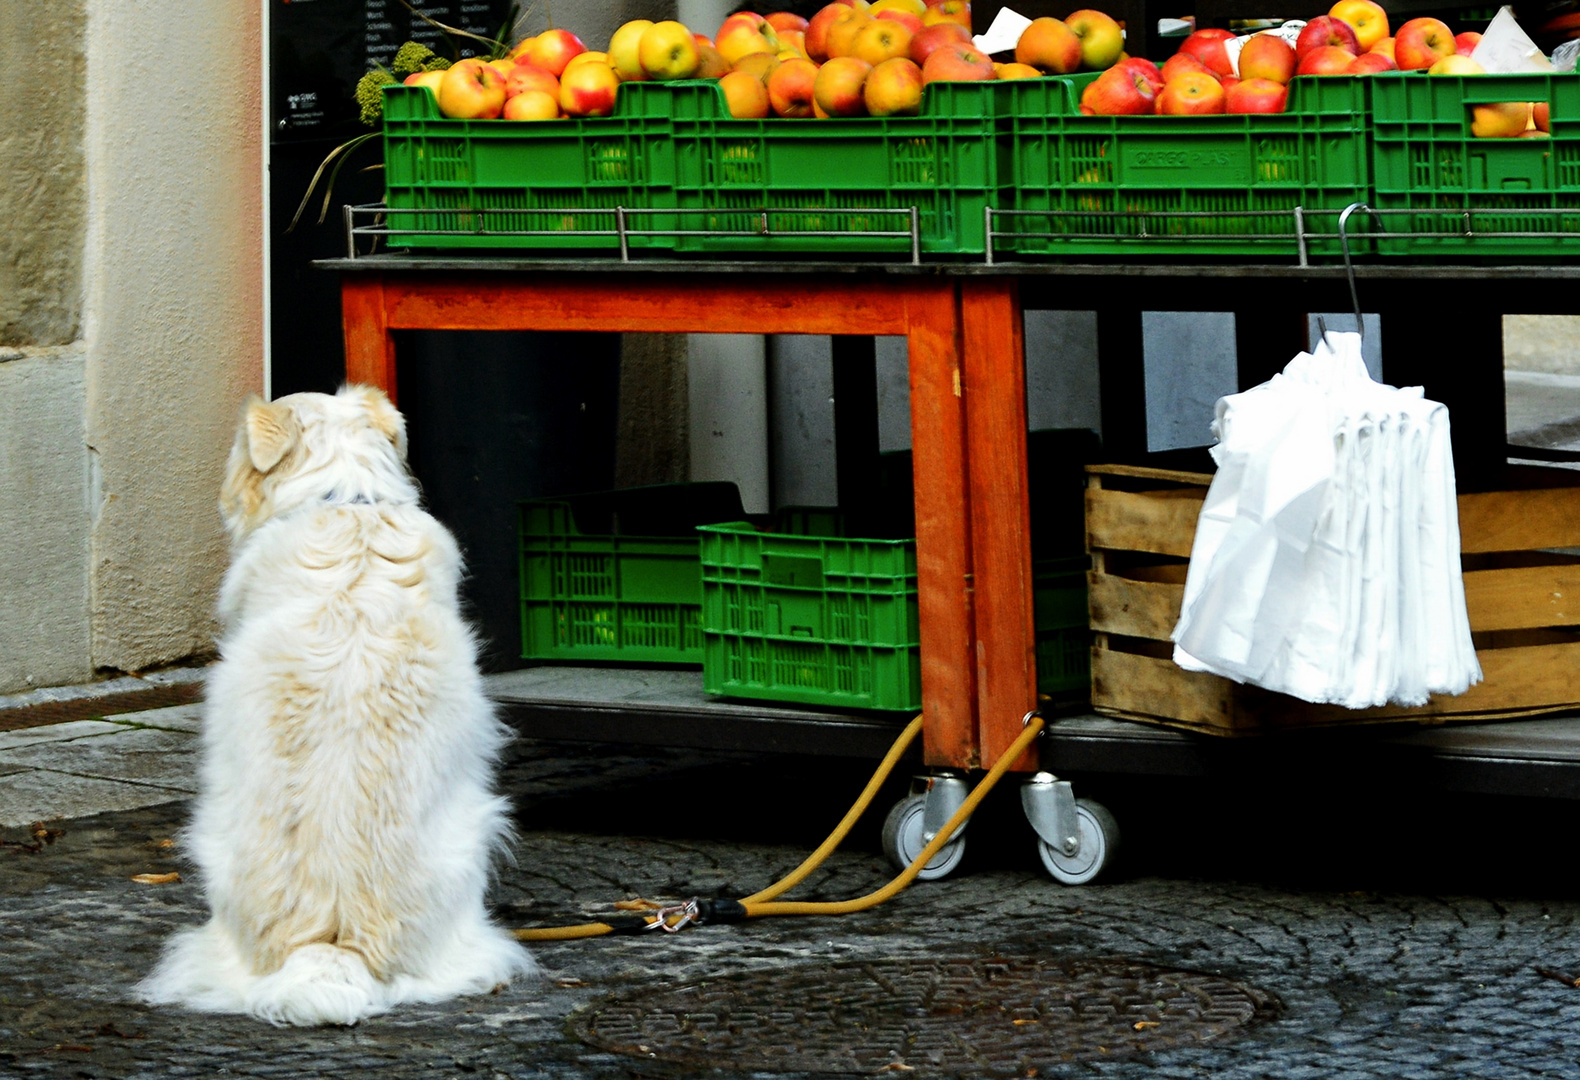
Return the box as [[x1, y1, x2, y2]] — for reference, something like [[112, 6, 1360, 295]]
[[243, 943, 388, 1026]]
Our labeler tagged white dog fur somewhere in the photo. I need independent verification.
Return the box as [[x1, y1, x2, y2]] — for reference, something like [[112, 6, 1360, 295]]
[[139, 386, 534, 1026]]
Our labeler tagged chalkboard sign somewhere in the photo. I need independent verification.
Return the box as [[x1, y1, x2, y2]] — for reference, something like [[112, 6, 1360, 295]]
[[271, 0, 513, 144]]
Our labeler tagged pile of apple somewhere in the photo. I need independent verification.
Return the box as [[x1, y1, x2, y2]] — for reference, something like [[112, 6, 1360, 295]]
[[400, 0, 1132, 122], [1079, 1, 1553, 127]]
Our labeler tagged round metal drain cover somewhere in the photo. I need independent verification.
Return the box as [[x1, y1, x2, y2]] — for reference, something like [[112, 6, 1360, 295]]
[[570, 955, 1273, 1075]]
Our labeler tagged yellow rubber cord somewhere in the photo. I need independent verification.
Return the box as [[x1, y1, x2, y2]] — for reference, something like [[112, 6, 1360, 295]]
[[513, 713, 1041, 941]]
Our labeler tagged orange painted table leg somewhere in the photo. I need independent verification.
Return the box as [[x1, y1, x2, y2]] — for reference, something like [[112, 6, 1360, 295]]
[[337, 269, 982, 767], [960, 277, 1040, 772]]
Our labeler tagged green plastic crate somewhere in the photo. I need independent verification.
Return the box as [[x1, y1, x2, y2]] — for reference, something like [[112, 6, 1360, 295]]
[[663, 78, 1010, 257], [992, 72, 1373, 259], [699, 519, 922, 711], [1370, 72, 1580, 259], [1034, 555, 1090, 699], [519, 483, 746, 664], [380, 82, 679, 251]]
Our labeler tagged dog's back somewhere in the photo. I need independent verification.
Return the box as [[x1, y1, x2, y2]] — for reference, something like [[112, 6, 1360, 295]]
[[140, 387, 533, 1026]]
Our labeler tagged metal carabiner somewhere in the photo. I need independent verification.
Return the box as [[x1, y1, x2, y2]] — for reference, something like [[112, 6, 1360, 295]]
[[646, 898, 701, 933]]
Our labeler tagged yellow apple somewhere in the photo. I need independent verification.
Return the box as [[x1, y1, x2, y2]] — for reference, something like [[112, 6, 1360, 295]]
[[607, 20, 654, 82], [503, 89, 561, 119], [813, 54, 873, 116], [1471, 100, 1532, 137], [1329, 0, 1390, 53], [639, 20, 701, 80], [1428, 54, 1484, 75], [718, 69, 772, 117]]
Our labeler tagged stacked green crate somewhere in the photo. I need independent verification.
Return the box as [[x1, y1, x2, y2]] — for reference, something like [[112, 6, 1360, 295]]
[[519, 482, 745, 664], [1370, 72, 1580, 258], [992, 72, 1373, 259], [699, 516, 921, 711], [381, 82, 679, 251]]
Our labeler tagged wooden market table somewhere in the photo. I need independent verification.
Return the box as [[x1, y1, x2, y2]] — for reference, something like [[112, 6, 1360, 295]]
[[325, 254, 1580, 775]]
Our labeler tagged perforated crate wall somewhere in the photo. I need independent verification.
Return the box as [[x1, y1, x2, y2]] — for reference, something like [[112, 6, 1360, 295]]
[[1370, 72, 1580, 259]]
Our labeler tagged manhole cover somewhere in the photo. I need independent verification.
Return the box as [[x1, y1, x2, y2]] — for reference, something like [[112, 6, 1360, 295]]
[[570, 955, 1273, 1075]]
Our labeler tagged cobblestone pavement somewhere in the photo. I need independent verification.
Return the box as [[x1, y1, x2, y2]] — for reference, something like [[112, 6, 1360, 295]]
[[6, 723, 1580, 1079]]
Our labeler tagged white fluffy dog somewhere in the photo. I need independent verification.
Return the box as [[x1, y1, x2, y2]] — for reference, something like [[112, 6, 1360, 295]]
[[139, 386, 534, 1026]]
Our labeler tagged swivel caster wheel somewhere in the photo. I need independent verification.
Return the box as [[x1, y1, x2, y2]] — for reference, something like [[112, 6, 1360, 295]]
[[1036, 798, 1119, 885], [881, 792, 967, 881]]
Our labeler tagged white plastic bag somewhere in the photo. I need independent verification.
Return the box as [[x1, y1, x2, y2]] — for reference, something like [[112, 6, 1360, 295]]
[[1172, 332, 1481, 708]]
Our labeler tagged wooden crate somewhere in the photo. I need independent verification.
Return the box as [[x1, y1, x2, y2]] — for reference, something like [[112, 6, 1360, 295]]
[[1086, 463, 1580, 736]]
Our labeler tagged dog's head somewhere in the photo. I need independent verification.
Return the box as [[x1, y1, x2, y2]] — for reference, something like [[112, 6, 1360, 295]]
[[220, 385, 415, 543]]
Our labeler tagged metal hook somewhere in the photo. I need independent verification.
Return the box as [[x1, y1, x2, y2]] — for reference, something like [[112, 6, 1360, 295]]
[[1336, 203, 1372, 347]]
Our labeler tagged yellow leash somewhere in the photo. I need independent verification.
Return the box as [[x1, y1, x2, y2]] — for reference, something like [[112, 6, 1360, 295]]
[[514, 713, 1042, 941]]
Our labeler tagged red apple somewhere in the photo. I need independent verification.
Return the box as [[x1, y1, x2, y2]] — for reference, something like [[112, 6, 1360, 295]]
[[1161, 51, 1217, 84], [1346, 51, 1397, 73], [1394, 17, 1456, 72], [813, 54, 873, 116], [1455, 31, 1483, 56], [504, 63, 559, 100], [865, 55, 925, 114], [1178, 28, 1236, 77], [876, 8, 925, 35], [1225, 76, 1288, 113], [718, 12, 782, 65], [806, 1, 855, 61], [525, 28, 587, 77], [1296, 45, 1358, 75], [1536, 101, 1551, 132], [1064, 9, 1127, 71], [824, 8, 873, 58], [1295, 16, 1360, 63], [920, 42, 996, 82], [1157, 70, 1226, 114], [1081, 63, 1160, 114], [1116, 55, 1164, 91], [766, 11, 811, 35], [767, 56, 819, 116], [558, 58, 619, 117], [1237, 33, 1296, 83], [1015, 17, 1083, 75], [910, 20, 972, 66], [437, 58, 507, 119]]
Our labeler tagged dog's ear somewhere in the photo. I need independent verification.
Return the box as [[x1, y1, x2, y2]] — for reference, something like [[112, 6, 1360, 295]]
[[243, 397, 298, 474], [348, 384, 408, 462]]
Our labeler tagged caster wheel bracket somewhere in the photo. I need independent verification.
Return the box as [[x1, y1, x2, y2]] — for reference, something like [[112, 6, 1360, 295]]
[[1021, 772, 1080, 859]]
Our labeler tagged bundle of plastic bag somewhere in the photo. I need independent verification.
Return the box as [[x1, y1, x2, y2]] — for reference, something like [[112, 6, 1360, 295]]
[[1171, 331, 1481, 709]]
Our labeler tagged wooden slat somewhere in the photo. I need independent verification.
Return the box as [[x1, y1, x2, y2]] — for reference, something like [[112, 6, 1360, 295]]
[[905, 282, 978, 769], [961, 278, 1039, 770], [1086, 487, 1205, 559], [1088, 572, 1183, 640], [1458, 486, 1580, 553], [1093, 640, 1580, 735], [1464, 563, 1580, 631], [1086, 463, 1215, 486], [1094, 561, 1580, 640]]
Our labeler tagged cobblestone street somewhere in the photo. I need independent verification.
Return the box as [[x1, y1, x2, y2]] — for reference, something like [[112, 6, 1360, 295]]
[[6, 700, 1580, 1079]]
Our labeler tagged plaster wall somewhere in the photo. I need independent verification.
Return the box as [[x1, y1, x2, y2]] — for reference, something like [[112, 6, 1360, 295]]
[[0, 349, 93, 691], [80, 2, 264, 673]]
